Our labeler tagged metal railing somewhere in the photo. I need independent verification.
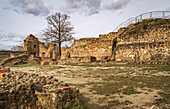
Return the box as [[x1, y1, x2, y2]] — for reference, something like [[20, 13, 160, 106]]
[[113, 11, 170, 32]]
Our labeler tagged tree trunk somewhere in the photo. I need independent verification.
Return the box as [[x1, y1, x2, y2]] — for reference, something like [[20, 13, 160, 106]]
[[59, 42, 61, 57]]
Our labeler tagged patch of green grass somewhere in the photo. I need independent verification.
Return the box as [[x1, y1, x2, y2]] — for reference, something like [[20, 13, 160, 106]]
[[44, 66, 64, 70], [121, 100, 133, 105], [138, 65, 170, 71], [90, 75, 170, 95], [109, 96, 116, 99], [156, 92, 170, 104], [122, 87, 141, 95], [104, 76, 170, 92], [98, 97, 107, 103], [108, 100, 121, 106], [0, 57, 6, 62], [62, 61, 170, 71], [89, 82, 122, 95]]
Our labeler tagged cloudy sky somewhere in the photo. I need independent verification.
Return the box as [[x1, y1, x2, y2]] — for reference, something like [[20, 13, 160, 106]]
[[0, 0, 170, 50]]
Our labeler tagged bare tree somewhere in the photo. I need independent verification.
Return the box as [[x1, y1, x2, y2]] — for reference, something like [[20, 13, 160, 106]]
[[42, 12, 74, 57], [11, 44, 24, 51], [41, 33, 51, 47]]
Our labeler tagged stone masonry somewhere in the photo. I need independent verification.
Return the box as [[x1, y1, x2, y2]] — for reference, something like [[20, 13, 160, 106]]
[[0, 71, 81, 109], [115, 19, 170, 64], [61, 18, 170, 64], [21, 18, 169, 65], [61, 33, 119, 61], [24, 34, 57, 64]]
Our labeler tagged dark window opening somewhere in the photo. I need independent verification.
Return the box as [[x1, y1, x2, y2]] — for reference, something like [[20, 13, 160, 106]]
[[149, 45, 152, 48], [42, 52, 45, 57], [34, 52, 36, 57], [50, 52, 53, 58]]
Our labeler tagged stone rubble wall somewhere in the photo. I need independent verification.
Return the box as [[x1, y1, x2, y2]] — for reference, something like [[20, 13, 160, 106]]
[[24, 34, 57, 61], [0, 51, 25, 59], [70, 38, 99, 48], [0, 72, 80, 109], [0, 54, 28, 66], [59, 56, 96, 64], [61, 27, 126, 61], [61, 19, 169, 64], [99, 32, 117, 40], [115, 19, 170, 64], [61, 48, 69, 60], [39, 43, 57, 60], [64, 40, 113, 61], [24, 34, 40, 57]]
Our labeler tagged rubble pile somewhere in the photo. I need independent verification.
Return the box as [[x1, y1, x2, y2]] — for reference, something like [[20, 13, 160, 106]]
[[0, 72, 80, 109]]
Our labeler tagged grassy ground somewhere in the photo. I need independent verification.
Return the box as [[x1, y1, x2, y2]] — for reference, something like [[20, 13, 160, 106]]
[[7, 61, 40, 67], [9, 61, 170, 108], [0, 57, 6, 62]]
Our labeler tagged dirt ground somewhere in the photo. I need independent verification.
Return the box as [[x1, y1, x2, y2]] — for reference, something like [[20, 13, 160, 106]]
[[10, 62, 170, 109]]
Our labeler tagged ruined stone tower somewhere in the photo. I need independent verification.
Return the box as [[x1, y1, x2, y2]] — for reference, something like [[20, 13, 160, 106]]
[[24, 34, 40, 57], [24, 34, 57, 60]]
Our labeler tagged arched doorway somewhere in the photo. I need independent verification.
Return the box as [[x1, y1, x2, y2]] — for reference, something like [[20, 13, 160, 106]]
[[42, 52, 45, 57]]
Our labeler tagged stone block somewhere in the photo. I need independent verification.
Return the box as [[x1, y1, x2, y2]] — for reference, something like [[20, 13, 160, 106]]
[[40, 61, 49, 65]]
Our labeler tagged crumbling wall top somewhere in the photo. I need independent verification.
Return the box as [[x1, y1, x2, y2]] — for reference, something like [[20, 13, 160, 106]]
[[24, 34, 39, 42]]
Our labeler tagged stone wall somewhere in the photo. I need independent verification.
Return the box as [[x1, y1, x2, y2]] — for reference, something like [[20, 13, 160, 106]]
[[61, 40, 113, 61], [59, 56, 96, 64], [0, 54, 28, 66], [115, 19, 170, 64], [61, 47, 69, 60], [61, 28, 125, 61], [24, 34, 40, 57], [0, 71, 81, 108], [24, 34, 58, 64], [0, 51, 25, 58], [71, 38, 99, 47], [61, 18, 169, 64], [39, 43, 57, 60]]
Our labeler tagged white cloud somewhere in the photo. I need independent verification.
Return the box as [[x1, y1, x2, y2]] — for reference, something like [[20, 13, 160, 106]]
[[166, 7, 170, 11], [0, 32, 25, 43], [0, 32, 26, 50], [104, 0, 131, 10], [3, 7, 11, 10], [62, 0, 101, 16], [10, 0, 50, 16]]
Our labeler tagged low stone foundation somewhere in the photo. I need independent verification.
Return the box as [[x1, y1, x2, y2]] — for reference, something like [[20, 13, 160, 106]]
[[58, 56, 96, 64], [0, 71, 81, 108], [0, 54, 28, 66]]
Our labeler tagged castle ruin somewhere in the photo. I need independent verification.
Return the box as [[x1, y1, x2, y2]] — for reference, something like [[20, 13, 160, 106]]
[[23, 34, 58, 64], [60, 18, 170, 64], [22, 12, 170, 65]]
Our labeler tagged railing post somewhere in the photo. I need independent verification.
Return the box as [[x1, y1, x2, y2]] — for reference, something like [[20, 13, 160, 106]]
[[163, 11, 165, 17], [113, 11, 170, 32], [135, 17, 137, 23], [150, 12, 152, 18]]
